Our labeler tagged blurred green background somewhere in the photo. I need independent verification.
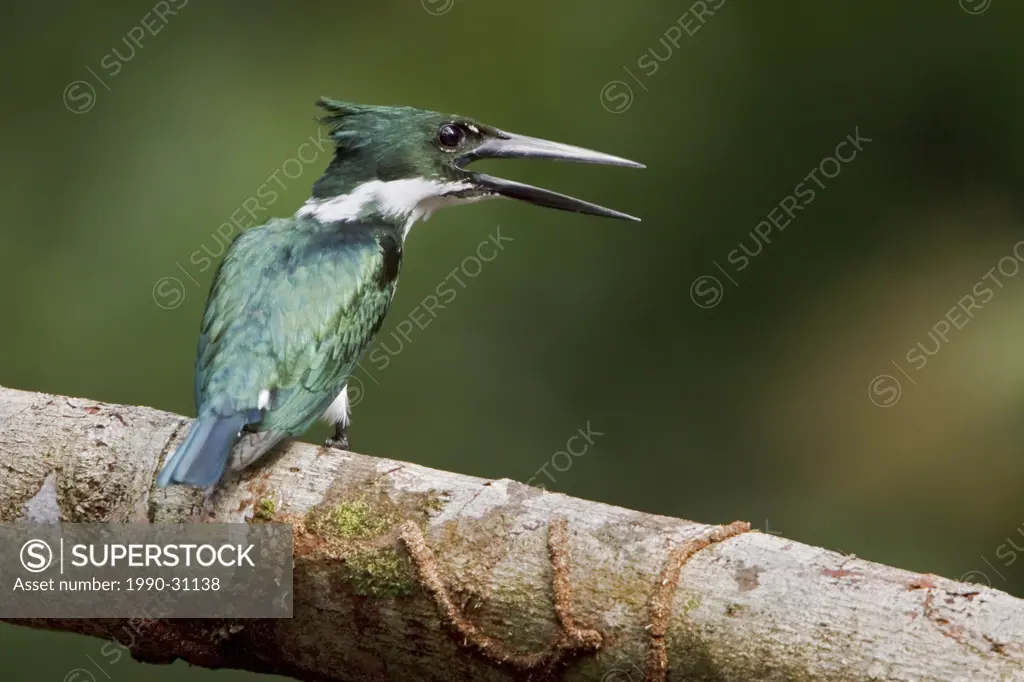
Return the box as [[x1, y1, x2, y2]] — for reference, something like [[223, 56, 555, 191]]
[[3, 0, 1024, 678]]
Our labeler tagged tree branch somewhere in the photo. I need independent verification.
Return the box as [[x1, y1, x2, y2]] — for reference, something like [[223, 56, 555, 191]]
[[1, 385, 1021, 681]]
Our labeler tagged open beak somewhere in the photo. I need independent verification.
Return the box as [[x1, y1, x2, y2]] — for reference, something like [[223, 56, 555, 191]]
[[456, 130, 645, 221]]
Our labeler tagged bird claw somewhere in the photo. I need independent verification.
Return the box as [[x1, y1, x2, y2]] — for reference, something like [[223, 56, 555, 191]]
[[324, 425, 349, 451]]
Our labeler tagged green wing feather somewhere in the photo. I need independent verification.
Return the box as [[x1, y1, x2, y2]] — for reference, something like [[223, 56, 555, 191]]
[[194, 216, 402, 436]]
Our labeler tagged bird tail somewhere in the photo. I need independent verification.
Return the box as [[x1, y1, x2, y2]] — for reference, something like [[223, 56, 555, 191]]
[[228, 429, 288, 473], [156, 415, 249, 488]]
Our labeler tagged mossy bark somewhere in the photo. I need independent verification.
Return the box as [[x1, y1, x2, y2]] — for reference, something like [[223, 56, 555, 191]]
[[1, 386, 1023, 681]]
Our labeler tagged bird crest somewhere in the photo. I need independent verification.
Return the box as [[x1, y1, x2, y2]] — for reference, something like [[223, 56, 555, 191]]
[[316, 97, 376, 149]]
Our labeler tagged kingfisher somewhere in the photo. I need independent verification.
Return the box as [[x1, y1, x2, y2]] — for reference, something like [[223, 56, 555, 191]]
[[156, 98, 643, 487]]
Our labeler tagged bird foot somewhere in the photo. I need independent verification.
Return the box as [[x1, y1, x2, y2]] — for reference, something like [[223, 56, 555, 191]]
[[324, 425, 349, 451]]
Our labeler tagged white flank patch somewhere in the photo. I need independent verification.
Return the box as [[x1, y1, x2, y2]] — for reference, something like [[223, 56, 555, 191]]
[[323, 384, 350, 426], [258, 389, 271, 411], [297, 178, 490, 239]]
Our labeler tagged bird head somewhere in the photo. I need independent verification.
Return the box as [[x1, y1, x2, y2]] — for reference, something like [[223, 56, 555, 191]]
[[303, 98, 644, 227]]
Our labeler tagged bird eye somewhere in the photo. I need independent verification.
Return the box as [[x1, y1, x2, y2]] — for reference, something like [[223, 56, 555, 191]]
[[438, 124, 465, 149]]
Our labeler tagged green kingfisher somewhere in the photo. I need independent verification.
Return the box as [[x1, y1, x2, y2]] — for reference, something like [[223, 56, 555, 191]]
[[156, 98, 643, 487]]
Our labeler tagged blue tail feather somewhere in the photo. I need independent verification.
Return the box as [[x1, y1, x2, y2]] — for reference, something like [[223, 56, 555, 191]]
[[156, 414, 249, 488]]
